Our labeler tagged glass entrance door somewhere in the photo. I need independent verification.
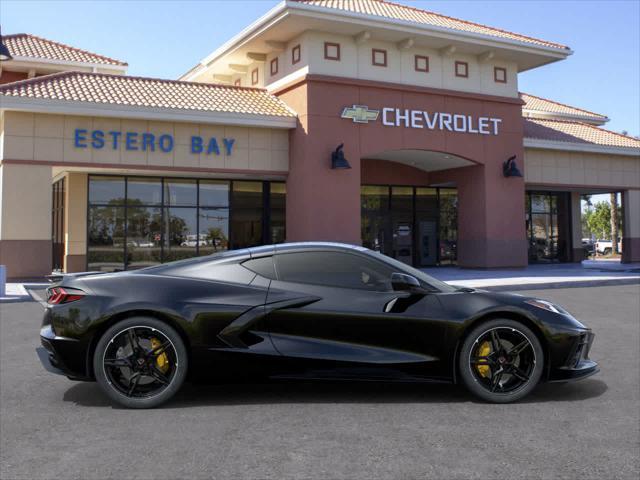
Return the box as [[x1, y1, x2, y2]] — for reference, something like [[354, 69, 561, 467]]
[[526, 192, 570, 263], [361, 185, 458, 267]]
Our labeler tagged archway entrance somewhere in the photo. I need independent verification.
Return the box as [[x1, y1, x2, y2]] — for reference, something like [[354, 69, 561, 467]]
[[360, 150, 475, 267]]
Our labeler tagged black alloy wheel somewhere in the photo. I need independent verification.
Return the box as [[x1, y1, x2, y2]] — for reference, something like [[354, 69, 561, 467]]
[[93, 317, 187, 408], [459, 319, 544, 403]]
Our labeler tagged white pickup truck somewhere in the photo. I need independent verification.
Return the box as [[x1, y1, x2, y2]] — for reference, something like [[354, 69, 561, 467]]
[[595, 238, 622, 255]]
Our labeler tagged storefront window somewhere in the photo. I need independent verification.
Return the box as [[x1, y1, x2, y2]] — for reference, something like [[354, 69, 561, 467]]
[[526, 192, 570, 263], [270, 182, 286, 244], [88, 205, 125, 271], [231, 181, 263, 249], [361, 185, 457, 267], [87, 176, 284, 271]]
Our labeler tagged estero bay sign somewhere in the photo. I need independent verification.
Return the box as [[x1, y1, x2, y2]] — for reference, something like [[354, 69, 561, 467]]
[[74, 129, 236, 155], [341, 105, 503, 135]]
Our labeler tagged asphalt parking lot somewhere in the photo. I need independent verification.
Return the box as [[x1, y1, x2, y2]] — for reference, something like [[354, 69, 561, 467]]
[[1, 284, 639, 479]]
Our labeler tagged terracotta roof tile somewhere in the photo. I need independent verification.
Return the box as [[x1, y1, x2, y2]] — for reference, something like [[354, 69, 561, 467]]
[[3, 33, 127, 66], [0, 71, 297, 118], [293, 0, 568, 50], [520, 93, 608, 121], [523, 118, 640, 149]]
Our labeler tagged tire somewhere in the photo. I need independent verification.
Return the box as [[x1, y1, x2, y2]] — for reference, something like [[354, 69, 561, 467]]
[[458, 319, 544, 403], [93, 316, 188, 409], [603, 248, 612, 256]]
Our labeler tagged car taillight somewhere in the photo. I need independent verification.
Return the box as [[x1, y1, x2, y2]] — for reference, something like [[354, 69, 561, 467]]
[[47, 287, 85, 305]]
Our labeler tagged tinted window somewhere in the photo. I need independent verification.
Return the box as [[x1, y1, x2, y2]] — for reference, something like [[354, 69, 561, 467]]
[[275, 251, 394, 291], [242, 256, 276, 279]]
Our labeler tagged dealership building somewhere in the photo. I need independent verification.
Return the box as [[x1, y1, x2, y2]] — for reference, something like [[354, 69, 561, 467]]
[[1, 0, 639, 279]]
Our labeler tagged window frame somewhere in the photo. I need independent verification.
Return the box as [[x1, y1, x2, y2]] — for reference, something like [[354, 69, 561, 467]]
[[371, 48, 387, 67], [414, 55, 429, 73], [291, 44, 301, 65], [494, 66, 507, 83], [324, 42, 341, 61], [270, 57, 279, 76], [455, 61, 469, 78], [251, 68, 259, 85]]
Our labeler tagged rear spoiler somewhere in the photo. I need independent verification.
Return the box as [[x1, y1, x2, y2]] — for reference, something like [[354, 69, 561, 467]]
[[46, 271, 110, 284]]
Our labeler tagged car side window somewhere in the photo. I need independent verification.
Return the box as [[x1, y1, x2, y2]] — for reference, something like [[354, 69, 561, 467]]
[[274, 251, 394, 291], [242, 256, 277, 279]]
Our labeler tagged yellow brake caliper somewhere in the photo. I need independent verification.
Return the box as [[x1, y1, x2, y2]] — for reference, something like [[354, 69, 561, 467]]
[[476, 341, 491, 378], [150, 337, 169, 374]]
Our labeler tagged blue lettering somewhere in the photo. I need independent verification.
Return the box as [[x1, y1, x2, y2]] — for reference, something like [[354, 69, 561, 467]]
[[191, 136, 203, 154], [141, 133, 155, 151], [74, 129, 88, 148], [223, 138, 235, 155], [207, 138, 220, 155], [109, 131, 121, 149], [125, 132, 138, 151], [158, 134, 174, 153], [91, 130, 105, 149]]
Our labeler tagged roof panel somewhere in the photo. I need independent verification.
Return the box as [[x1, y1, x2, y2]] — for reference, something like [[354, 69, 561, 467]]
[[520, 93, 607, 121], [0, 71, 297, 118], [4, 33, 127, 67], [292, 0, 569, 50], [523, 118, 640, 148]]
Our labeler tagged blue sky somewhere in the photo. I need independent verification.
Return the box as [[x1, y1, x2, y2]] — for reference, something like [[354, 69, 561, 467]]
[[2, 0, 639, 136]]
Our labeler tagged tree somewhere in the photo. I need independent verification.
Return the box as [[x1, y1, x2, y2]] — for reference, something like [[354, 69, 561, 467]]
[[610, 193, 619, 254], [584, 201, 612, 240]]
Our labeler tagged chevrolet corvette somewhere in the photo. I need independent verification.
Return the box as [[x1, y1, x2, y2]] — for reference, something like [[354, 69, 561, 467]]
[[37, 242, 598, 408]]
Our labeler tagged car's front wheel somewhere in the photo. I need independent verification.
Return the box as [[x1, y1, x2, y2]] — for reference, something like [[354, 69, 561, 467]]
[[93, 317, 188, 409], [459, 319, 544, 403]]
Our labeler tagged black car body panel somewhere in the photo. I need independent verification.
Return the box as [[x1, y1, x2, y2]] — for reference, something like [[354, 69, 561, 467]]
[[38, 243, 598, 387]]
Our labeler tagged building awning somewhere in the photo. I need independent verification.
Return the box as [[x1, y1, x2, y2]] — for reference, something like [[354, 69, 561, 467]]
[[291, 0, 569, 50], [0, 71, 297, 128], [524, 118, 640, 155], [521, 92, 609, 125], [2, 33, 127, 67]]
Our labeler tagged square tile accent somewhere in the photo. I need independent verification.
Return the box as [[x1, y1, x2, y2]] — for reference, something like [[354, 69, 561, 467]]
[[324, 42, 340, 61], [372, 49, 387, 67], [292, 44, 301, 65], [414, 55, 429, 73], [494, 66, 507, 83], [455, 61, 468, 78]]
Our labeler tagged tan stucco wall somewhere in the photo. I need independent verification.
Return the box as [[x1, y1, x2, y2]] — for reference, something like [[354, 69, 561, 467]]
[[624, 189, 640, 238], [1, 111, 289, 172], [524, 148, 640, 189], [197, 30, 519, 98], [65, 172, 87, 257], [0, 162, 52, 240]]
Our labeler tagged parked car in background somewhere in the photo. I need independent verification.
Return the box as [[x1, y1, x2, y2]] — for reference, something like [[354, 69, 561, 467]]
[[595, 238, 622, 255], [581, 238, 595, 257], [181, 234, 209, 247]]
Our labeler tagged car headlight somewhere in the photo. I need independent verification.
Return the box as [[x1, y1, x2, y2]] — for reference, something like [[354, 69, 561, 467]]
[[524, 299, 562, 314]]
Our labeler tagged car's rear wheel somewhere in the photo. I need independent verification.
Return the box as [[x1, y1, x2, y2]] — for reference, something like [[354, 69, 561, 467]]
[[459, 319, 544, 403], [93, 317, 187, 409]]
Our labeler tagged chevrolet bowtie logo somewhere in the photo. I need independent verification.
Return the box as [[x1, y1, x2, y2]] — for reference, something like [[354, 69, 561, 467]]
[[341, 105, 380, 124]]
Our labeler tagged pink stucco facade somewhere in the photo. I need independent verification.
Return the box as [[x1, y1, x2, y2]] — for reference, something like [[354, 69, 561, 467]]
[[276, 75, 528, 268]]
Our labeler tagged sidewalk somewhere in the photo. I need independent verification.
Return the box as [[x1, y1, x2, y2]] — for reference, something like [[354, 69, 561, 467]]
[[0, 283, 48, 303], [424, 263, 640, 290]]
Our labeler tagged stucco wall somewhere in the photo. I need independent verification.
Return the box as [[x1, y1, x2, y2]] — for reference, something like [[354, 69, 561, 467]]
[[1, 111, 289, 173], [524, 148, 640, 189]]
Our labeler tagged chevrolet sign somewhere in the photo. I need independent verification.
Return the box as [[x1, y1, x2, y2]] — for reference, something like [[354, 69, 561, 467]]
[[341, 105, 380, 123], [340, 104, 502, 135]]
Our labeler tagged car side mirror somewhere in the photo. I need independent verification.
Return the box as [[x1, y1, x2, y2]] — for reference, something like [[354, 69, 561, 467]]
[[391, 272, 424, 293]]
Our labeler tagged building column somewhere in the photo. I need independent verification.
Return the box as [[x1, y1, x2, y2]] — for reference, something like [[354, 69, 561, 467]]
[[64, 172, 88, 272], [622, 189, 640, 263], [453, 164, 528, 268], [0, 163, 53, 279], [570, 192, 585, 262]]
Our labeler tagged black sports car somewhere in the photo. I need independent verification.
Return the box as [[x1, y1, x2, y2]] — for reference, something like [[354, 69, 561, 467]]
[[37, 242, 598, 408]]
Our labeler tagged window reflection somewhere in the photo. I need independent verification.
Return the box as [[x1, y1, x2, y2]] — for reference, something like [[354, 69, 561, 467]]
[[87, 176, 283, 271]]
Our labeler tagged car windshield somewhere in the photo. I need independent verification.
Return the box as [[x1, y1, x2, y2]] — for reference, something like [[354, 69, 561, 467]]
[[365, 249, 457, 293]]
